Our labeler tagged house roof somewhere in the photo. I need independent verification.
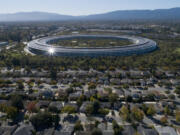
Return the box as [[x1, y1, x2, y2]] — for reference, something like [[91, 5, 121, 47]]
[[37, 128, 54, 135], [36, 100, 50, 108], [122, 125, 135, 135], [49, 101, 63, 110], [137, 125, 158, 135], [80, 101, 91, 113], [0, 100, 8, 105], [13, 124, 34, 135], [0, 125, 17, 135], [155, 126, 178, 135]]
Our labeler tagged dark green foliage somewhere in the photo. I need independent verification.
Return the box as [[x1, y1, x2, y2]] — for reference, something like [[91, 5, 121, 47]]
[[112, 120, 124, 135], [30, 112, 60, 130], [61, 105, 76, 114], [91, 128, 103, 135], [86, 100, 100, 115], [142, 104, 156, 116], [50, 68, 57, 80], [74, 120, 84, 132], [0, 104, 18, 120], [48, 106, 59, 113], [10, 94, 24, 110], [175, 86, 180, 94], [0, 22, 180, 72]]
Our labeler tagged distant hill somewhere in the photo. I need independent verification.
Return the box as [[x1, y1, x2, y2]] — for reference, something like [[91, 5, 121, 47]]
[[0, 12, 74, 21], [0, 8, 180, 21], [84, 8, 180, 20]]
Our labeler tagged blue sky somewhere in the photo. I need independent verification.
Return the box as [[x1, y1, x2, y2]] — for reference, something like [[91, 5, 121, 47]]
[[0, 0, 180, 15]]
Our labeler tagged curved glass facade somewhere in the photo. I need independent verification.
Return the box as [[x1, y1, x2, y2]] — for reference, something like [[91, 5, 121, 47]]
[[27, 35, 157, 56]]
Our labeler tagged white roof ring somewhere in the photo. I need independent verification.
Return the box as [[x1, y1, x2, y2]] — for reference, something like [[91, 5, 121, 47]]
[[27, 35, 157, 56]]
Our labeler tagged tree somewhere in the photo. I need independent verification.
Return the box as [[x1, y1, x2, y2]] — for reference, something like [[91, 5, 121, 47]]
[[17, 82, 24, 90], [134, 132, 141, 135], [0, 104, 7, 112], [164, 106, 171, 116], [30, 112, 59, 130], [97, 65, 106, 72], [93, 100, 100, 114], [131, 107, 144, 122], [10, 94, 24, 111], [88, 83, 97, 90], [176, 110, 180, 122], [74, 120, 84, 132], [168, 94, 175, 100], [141, 104, 148, 114], [0, 104, 18, 121], [109, 93, 118, 103], [71, 82, 82, 90], [146, 105, 156, 116], [109, 66, 115, 71], [86, 104, 94, 115], [86, 101, 100, 115], [77, 95, 86, 107], [91, 128, 103, 135], [6, 106, 18, 120], [50, 68, 57, 80], [104, 87, 112, 94], [66, 87, 74, 94], [123, 84, 129, 89], [119, 105, 131, 122], [112, 120, 123, 135], [61, 105, 76, 114], [126, 95, 132, 102], [175, 86, 180, 94], [98, 108, 109, 116], [95, 120, 100, 128], [27, 101, 37, 113], [48, 106, 59, 113], [160, 116, 168, 125], [145, 93, 155, 101], [52, 114, 60, 128]]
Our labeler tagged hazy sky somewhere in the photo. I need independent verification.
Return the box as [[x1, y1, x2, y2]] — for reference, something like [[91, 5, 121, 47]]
[[0, 0, 180, 15]]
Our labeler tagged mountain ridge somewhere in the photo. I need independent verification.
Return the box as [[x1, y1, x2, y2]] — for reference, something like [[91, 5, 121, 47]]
[[0, 8, 180, 21]]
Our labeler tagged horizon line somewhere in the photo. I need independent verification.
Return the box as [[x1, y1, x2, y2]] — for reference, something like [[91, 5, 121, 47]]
[[0, 7, 179, 16]]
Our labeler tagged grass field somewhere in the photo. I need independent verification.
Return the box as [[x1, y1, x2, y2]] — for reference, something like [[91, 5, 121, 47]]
[[53, 38, 132, 48]]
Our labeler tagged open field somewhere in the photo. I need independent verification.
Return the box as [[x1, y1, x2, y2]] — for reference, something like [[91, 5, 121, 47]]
[[53, 37, 132, 47]]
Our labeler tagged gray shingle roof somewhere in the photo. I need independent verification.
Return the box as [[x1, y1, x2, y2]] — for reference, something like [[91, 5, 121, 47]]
[[155, 126, 178, 135], [13, 124, 34, 135], [0, 125, 17, 135]]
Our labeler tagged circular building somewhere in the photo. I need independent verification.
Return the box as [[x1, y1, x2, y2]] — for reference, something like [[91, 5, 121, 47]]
[[27, 35, 157, 56], [0, 42, 8, 47], [0, 41, 9, 51]]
